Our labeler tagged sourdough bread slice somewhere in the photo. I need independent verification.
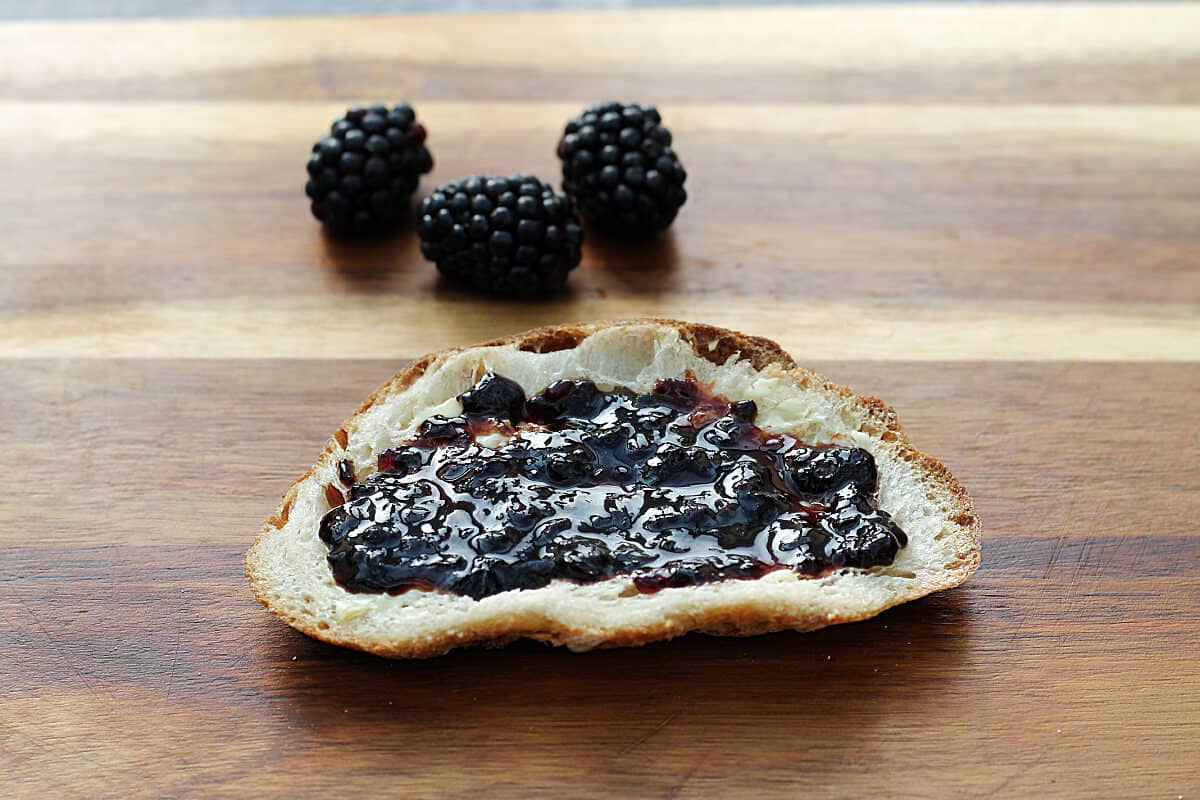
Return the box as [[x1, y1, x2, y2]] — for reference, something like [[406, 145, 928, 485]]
[[246, 320, 980, 658]]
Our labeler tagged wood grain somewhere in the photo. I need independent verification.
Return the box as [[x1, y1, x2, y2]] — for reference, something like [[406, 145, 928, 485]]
[[3, 294, 1197, 360], [2, 538, 1197, 799], [4, 102, 1199, 310], [1, 5, 1198, 799], [3, 359, 1197, 546], [3, 5, 1200, 103]]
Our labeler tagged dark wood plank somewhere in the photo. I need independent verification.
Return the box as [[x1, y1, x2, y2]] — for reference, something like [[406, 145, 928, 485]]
[[4, 105, 1198, 310], [2, 535, 1197, 799], [1, 361, 1196, 549]]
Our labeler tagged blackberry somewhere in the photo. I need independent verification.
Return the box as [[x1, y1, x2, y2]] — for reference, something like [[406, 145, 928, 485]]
[[417, 175, 583, 296], [640, 444, 717, 487], [525, 379, 607, 422], [305, 104, 433, 235], [785, 446, 878, 498], [413, 416, 471, 445], [458, 373, 527, 421], [557, 101, 687, 237]]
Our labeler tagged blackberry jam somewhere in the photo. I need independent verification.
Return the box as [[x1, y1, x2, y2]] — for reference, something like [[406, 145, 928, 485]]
[[319, 374, 908, 599]]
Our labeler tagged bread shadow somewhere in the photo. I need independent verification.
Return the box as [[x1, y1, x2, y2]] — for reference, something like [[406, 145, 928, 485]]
[[262, 588, 975, 766], [316, 222, 423, 289]]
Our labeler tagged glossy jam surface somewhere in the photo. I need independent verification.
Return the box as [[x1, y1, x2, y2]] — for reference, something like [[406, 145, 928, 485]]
[[319, 374, 907, 599]]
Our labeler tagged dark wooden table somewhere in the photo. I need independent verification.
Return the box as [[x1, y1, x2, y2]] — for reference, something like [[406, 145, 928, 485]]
[[2, 6, 1198, 798]]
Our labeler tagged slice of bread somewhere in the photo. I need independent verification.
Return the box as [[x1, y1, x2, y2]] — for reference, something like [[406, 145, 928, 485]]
[[246, 319, 980, 658]]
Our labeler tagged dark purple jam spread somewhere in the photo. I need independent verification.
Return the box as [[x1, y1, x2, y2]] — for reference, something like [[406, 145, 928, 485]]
[[319, 374, 907, 599]]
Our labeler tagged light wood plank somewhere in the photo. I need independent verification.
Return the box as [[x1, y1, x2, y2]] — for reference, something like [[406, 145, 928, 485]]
[[9, 101, 1200, 147], [1, 294, 1196, 360], [3, 6, 1199, 77], [2, 6, 1199, 103]]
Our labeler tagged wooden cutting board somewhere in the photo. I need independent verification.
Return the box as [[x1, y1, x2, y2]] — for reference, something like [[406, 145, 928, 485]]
[[1, 6, 1197, 798]]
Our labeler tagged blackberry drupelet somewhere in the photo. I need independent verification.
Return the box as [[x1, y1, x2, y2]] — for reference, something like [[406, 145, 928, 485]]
[[305, 104, 433, 235], [417, 175, 583, 296], [557, 101, 687, 237]]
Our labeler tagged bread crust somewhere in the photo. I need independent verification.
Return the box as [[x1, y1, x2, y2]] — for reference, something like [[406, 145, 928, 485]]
[[246, 319, 980, 658]]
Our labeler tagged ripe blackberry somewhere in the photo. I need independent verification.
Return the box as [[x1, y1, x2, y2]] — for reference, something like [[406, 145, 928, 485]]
[[557, 101, 687, 237], [305, 104, 433, 235], [458, 373, 527, 421], [417, 175, 583, 296]]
